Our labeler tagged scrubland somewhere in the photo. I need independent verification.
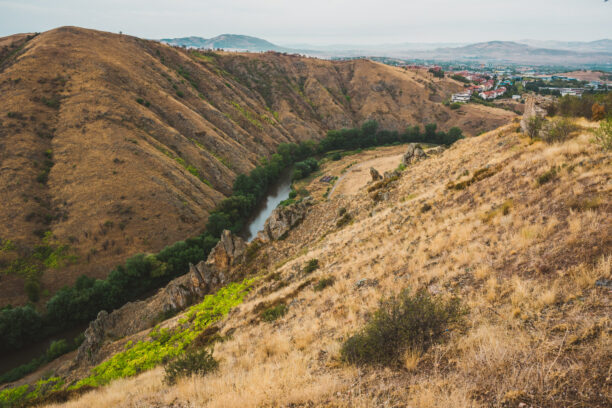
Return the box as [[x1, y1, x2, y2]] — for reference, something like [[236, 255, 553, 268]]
[[42, 119, 610, 407]]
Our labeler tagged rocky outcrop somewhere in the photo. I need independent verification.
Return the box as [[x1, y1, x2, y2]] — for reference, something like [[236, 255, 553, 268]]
[[520, 95, 548, 133], [257, 198, 312, 241], [73, 231, 247, 367], [402, 143, 426, 165], [427, 146, 446, 155], [370, 167, 383, 181], [206, 230, 246, 271]]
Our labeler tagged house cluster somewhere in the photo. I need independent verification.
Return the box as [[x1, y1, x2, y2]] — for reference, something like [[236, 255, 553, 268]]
[[450, 79, 503, 103], [479, 86, 507, 100]]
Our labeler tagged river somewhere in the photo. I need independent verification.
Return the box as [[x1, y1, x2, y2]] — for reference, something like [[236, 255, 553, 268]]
[[0, 172, 293, 379], [242, 170, 293, 242]]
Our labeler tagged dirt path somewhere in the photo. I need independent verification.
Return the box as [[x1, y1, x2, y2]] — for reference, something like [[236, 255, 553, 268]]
[[330, 152, 404, 198]]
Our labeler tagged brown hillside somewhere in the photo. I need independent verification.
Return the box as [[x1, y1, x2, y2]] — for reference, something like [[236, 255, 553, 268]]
[[0, 26, 514, 305], [29, 120, 610, 408]]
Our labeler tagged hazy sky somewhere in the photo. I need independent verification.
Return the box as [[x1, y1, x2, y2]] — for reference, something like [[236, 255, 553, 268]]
[[0, 0, 610, 45]]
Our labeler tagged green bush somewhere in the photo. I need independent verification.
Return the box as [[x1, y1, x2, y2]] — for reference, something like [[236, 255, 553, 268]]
[[541, 118, 578, 143], [176, 90, 185, 98], [336, 213, 352, 228], [303, 259, 319, 274], [164, 348, 218, 385], [341, 289, 465, 366], [450, 102, 461, 110], [314, 276, 335, 292], [537, 167, 558, 185], [261, 304, 287, 322], [332, 152, 342, 161], [593, 117, 612, 151], [525, 116, 544, 139]]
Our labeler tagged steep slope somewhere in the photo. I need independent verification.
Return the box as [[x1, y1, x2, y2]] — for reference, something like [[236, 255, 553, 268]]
[[15, 120, 609, 407], [0, 26, 514, 306]]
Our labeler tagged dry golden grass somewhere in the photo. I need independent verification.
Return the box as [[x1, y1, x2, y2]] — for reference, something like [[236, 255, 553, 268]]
[[44, 122, 610, 407]]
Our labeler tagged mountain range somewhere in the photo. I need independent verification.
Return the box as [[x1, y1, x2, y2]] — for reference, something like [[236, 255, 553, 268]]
[[161, 35, 612, 66]]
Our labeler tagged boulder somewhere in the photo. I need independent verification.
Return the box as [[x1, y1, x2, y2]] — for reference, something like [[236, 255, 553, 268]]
[[427, 146, 446, 155], [402, 143, 426, 165], [257, 198, 312, 241], [370, 167, 383, 181]]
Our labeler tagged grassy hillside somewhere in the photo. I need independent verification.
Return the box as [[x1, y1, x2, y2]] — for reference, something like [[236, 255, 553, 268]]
[[0, 26, 515, 306], [5, 118, 608, 407]]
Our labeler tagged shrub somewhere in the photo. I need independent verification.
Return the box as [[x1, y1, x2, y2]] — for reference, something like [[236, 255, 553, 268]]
[[541, 118, 578, 143], [420, 203, 432, 213], [261, 304, 287, 322], [537, 167, 558, 185], [336, 212, 352, 227], [340, 289, 465, 366], [314, 276, 335, 292], [525, 116, 544, 139], [593, 117, 612, 151], [331, 152, 342, 161], [176, 90, 185, 98], [303, 259, 319, 274], [164, 348, 218, 385], [46, 339, 69, 360], [450, 102, 461, 110]]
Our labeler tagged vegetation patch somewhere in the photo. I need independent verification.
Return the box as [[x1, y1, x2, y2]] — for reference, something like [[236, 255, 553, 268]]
[[447, 165, 500, 190], [314, 276, 335, 292], [341, 289, 465, 366], [261, 304, 287, 322], [536, 167, 558, 185], [303, 259, 319, 274], [164, 348, 218, 385], [72, 279, 252, 389]]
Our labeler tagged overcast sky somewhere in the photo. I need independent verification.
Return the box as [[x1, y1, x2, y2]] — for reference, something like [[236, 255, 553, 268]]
[[0, 0, 610, 45]]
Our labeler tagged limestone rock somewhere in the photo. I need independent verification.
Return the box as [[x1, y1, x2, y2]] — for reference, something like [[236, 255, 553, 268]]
[[257, 198, 312, 241], [370, 167, 382, 181], [207, 230, 246, 271], [427, 146, 446, 155], [402, 143, 426, 165]]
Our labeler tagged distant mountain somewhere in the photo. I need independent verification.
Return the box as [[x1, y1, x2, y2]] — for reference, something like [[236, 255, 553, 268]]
[[160, 35, 612, 67], [416, 41, 612, 65], [160, 34, 290, 52], [518, 39, 612, 53]]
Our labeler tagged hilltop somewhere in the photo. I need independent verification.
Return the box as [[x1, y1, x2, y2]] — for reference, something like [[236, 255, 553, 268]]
[[6, 118, 609, 407], [0, 26, 513, 306]]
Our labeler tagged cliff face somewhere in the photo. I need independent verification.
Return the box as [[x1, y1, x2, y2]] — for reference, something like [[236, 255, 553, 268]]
[[0, 26, 515, 305]]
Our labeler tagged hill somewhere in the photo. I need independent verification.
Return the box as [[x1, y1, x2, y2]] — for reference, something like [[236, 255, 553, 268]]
[[160, 34, 289, 52], [425, 41, 612, 65], [0, 26, 514, 306], [7, 119, 609, 407]]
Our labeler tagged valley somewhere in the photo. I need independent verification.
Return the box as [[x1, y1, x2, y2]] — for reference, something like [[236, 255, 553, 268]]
[[0, 26, 514, 306]]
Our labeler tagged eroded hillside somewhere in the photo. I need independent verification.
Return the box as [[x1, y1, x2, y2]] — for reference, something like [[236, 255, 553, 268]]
[[11, 119, 609, 408], [0, 26, 515, 305]]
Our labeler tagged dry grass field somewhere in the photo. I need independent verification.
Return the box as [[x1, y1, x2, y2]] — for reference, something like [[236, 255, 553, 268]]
[[40, 118, 610, 407], [0, 27, 515, 305]]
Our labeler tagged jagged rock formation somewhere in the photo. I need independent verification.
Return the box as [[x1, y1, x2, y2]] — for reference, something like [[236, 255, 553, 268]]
[[427, 146, 446, 155], [370, 167, 383, 181], [520, 95, 548, 133], [257, 198, 312, 241], [73, 231, 246, 366], [206, 230, 246, 271], [402, 143, 427, 165]]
